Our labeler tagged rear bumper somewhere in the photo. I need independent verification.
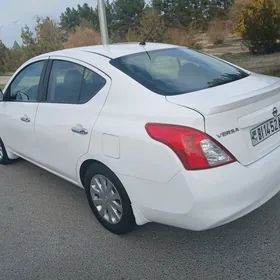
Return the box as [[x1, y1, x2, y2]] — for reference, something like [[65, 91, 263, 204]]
[[119, 145, 280, 230]]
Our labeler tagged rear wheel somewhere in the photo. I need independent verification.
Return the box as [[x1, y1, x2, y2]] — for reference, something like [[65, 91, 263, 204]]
[[84, 163, 136, 234], [0, 139, 12, 165]]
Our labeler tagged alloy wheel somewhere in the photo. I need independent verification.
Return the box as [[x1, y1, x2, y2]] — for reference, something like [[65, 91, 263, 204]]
[[90, 174, 123, 224]]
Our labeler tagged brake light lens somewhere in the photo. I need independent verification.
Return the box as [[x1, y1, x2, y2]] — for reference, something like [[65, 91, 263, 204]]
[[145, 123, 236, 170]]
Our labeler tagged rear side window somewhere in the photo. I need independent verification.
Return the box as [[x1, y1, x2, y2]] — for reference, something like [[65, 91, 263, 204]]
[[110, 47, 249, 96], [46, 60, 106, 104], [80, 68, 106, 103]]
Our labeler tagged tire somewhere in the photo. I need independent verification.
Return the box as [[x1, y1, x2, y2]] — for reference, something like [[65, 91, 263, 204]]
[[0, 139, 12, 165], [84, 163, 136, 235]]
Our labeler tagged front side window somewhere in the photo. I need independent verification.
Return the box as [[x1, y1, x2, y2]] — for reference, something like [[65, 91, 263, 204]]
[[9, 61, 45, 102], [110, 47, 249, 96], [47, 60, 106, 104]]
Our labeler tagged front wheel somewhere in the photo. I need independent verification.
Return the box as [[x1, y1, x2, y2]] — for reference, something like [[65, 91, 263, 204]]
[[0, 139, 12, 165], [84, 163, 136, 235]]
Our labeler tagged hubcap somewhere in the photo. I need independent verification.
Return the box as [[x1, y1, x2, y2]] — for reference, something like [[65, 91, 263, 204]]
[[90, 175, 123, 224], [0, 146, 3, 160]]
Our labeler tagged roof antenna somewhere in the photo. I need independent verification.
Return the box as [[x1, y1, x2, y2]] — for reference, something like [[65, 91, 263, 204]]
[[139, 25, 156, 46]]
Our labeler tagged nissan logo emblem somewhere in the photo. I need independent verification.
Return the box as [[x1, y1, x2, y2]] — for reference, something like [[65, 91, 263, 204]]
[[273, 107, 278, 117]]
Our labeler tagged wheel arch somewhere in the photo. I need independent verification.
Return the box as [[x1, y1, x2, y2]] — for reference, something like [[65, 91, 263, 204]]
[[0, 138, 19, 160], [78, 157, 149, 227], [79, 159, 107, 186]]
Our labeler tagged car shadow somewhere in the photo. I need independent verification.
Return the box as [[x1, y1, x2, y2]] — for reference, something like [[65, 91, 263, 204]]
[[9, 158, 280, 245]]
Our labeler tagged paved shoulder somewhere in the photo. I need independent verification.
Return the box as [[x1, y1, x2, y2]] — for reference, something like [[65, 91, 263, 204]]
[[0, 76, 11, 85], [1, 160, 280, 280]]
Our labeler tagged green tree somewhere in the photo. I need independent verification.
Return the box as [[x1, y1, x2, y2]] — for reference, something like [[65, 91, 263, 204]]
[[124, 9, 168, 42], [151, 0, 210, 28], [35, 16, 65, 53], [8, 41, 24, 71], [60, 3, 99, 32], [0, 41, 10, 74], [12, 41, 22, 52], [151, 0, 178, 27], [151, 0, 234, 28], [8, 49, 24, 71], [111, 0, 146, 38], [20, 16, 65, 61], [241, 0, 280, 54], [60, 2, 114, 37], [208, 0, 235, 19], [21, 25, 36, 48], [60, 7, 83, 31]]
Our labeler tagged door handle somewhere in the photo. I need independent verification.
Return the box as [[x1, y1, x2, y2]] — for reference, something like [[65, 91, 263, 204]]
[[21, 116, 31, 123], [71, 125, 88, 135]]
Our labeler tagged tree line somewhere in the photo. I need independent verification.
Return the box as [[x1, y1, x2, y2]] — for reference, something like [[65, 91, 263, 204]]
[[60, 0, 234, 38], [0, 0, 280, 74]]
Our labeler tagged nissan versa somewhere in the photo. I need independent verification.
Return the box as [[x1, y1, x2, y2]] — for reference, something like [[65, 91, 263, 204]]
[[1, 43, 280, 234]]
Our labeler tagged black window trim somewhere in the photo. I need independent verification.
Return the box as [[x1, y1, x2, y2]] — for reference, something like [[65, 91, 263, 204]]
[[4, 59, 49, 103], [50, 55, 112, 81], [41, 58, 107, 105]]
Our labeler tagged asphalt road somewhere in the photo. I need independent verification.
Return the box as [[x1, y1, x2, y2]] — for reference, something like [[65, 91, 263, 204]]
[[1, 160, 280, 280]]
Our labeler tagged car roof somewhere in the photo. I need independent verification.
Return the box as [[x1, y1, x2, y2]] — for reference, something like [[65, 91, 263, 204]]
[[39, 42, 180, 60]]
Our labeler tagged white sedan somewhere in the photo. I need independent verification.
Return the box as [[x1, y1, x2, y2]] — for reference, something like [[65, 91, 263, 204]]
[[1, 43, 280, 234]]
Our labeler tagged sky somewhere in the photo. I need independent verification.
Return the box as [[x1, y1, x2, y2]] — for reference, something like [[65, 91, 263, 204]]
[[0, 0, 98, 47]]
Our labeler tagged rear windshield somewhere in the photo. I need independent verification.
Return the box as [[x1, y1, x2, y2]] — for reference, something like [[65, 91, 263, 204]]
[[110, 47, 249, 96]]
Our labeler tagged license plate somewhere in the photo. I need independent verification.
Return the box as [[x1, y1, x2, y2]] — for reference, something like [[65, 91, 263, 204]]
[[250, 115, 280, 146]]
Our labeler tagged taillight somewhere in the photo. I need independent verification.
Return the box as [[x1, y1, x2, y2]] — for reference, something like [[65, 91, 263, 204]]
[[145, 123, 236, 170]]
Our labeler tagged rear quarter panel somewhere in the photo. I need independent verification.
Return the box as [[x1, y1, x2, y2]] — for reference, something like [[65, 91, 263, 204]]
[[81, 68, 205, 184]]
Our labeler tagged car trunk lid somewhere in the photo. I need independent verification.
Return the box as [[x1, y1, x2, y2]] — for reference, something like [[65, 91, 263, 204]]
[[166, 73, 280, 166]]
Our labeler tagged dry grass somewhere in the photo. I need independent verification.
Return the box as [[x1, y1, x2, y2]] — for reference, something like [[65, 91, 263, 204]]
[[169, 25, 203, 49], [219, 52, 280, 76], [207, 19, 230, 45], [64, 26, 101, 49]]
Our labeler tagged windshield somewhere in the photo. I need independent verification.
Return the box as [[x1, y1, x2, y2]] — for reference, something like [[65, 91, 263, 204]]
[[110, 47, 249, 96]]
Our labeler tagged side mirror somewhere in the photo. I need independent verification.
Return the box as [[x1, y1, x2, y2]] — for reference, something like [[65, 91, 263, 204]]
[[15, 91, 29, 101], [0, 89, 3, 101]]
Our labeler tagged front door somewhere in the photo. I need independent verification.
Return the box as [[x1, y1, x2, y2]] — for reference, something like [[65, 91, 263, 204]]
[[0, 59, 46, 159], [34, 58, 111, 182]]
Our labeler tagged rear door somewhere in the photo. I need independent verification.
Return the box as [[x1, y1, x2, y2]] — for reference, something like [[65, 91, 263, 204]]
[[0, 59, 47, 159], [34, 57, 111, 182]]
